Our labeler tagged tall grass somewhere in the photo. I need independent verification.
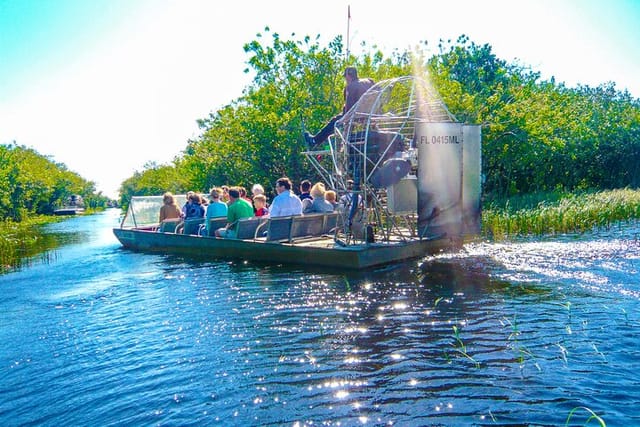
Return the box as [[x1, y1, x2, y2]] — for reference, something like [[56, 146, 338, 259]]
[[482, 188, 640, 240], [0, 216, 56, 273]]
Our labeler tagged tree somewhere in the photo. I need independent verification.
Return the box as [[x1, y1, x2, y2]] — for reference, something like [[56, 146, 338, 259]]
[[0, 143, 108, 221], [118, 162, 189, 208]]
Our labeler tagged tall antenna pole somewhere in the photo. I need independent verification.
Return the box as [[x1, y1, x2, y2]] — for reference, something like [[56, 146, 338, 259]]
[[346, 5, 351, 59]]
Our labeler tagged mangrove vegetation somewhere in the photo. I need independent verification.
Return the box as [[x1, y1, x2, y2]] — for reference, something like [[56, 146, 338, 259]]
[[0, 143, 110, 221], [0, 143, 111, 271]]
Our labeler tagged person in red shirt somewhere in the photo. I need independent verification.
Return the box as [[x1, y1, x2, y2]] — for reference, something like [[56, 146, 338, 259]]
[[253, 194, 269, 217]]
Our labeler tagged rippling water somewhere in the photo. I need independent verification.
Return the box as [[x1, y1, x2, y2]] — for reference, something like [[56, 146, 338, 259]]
[[1, 210, 638, 426]]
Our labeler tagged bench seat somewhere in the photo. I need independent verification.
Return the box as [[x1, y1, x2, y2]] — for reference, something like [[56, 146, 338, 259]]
[[253, 212, 340, 243], [183, 218, 205, 235], [235, 217, 266, 240], [215, 212, 341, 242], [205, 216, 229, 236]]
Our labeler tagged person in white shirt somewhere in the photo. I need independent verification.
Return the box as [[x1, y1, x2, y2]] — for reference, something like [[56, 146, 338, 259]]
[[269, 177, 303, 217]]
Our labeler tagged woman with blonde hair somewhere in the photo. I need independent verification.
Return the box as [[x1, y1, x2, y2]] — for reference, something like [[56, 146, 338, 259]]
[[204, 187, 228, 235], [303, 182, 334, 213]]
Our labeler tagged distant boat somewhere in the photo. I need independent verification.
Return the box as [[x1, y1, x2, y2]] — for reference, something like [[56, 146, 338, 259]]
[[113, 76, 482, 269], [54, 206, 85, 216], [54, 194, 85, 215]]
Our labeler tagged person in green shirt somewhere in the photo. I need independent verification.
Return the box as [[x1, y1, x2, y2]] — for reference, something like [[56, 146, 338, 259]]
[[215, 187, 255, 238]]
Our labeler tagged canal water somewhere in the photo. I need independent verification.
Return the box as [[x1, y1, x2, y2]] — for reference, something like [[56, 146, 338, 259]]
[[1, 209, 638, 426]]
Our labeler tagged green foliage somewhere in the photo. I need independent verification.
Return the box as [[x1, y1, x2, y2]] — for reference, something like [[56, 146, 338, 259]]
[[119, 30, 640, 208], [121, 29, 412, 202], [428, 35, 640, 197], [178, 29, 349, 196], [0, 143, 109, 221], [118, 161, 189, 208], [451, 324, 480, 368]]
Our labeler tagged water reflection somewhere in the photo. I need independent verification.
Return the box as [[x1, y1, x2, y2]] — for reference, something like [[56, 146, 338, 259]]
[[1, 213, 639, 425], [1, 216, 97, 274]]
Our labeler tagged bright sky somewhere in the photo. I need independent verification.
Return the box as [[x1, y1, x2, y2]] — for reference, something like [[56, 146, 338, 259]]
[[1, 0, 638, 199]]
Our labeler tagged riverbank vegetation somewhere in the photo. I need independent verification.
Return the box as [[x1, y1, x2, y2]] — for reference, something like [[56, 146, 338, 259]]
[[0, 143, 111, 270], [0, 216, 54, 273], [0, 143, 111, 222], [483, 188, 640, 239]]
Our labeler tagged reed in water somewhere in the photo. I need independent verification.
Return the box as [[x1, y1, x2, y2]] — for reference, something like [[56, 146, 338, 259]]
[[482, 188, 640, 239], [0, 216, 56, 273]]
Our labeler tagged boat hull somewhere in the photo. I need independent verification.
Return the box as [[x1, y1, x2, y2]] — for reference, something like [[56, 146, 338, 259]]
[[113, 228, 458, 269], [54, 208, 84, 216]]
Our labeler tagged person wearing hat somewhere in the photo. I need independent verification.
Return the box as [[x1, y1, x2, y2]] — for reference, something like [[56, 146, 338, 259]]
[[339, 179, 362, 211], [304, 66, 374, 149]]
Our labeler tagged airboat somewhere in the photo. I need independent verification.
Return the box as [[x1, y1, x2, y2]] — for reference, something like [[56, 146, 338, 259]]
[[54, 195, 85, 215], [113, 76, 481, 269]]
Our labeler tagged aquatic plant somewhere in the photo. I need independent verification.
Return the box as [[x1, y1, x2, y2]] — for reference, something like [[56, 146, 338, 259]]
[[0, 216, 58, 274], [565, 406, 606, 427], [503, 315, 540, 371], [451, 324, 480, 368], [482, 188, 640, 239]]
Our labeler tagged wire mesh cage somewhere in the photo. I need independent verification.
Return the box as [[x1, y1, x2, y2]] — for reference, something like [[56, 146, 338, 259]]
[[303, 76, 457, 244]]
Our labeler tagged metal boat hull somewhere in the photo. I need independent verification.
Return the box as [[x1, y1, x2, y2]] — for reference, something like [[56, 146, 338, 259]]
[[113, 228, 457, 269], [54, 207, 84, 215]]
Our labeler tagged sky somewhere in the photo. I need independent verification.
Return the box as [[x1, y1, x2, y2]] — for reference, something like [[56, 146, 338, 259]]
[[1, 0, 639, 199]]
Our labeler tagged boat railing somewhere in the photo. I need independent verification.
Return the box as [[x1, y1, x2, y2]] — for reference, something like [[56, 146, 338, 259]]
[[157, 212, 342, 244], [254, 212, 340, 243]]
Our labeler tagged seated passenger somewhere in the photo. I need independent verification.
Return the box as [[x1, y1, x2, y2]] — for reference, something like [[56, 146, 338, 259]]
[[324, 190, 339, 210], [239, 186, 252, 203], [270, 177, 303, 217], [184, 192, 205, 219], [299, 179, 312, 202], [215, 188, 255, 238], [303, 182, 334, 214], [159, 192, 182, 223], [220, 186, 230, 203], [253, 194, 269, 217], [251, 183, 265, 198], [205, 188, 228, 234], [181, 191, 194, 217]]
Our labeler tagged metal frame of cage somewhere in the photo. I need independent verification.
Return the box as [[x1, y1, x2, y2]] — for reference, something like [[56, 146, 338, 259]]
[[303, 76, 456, 246]]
